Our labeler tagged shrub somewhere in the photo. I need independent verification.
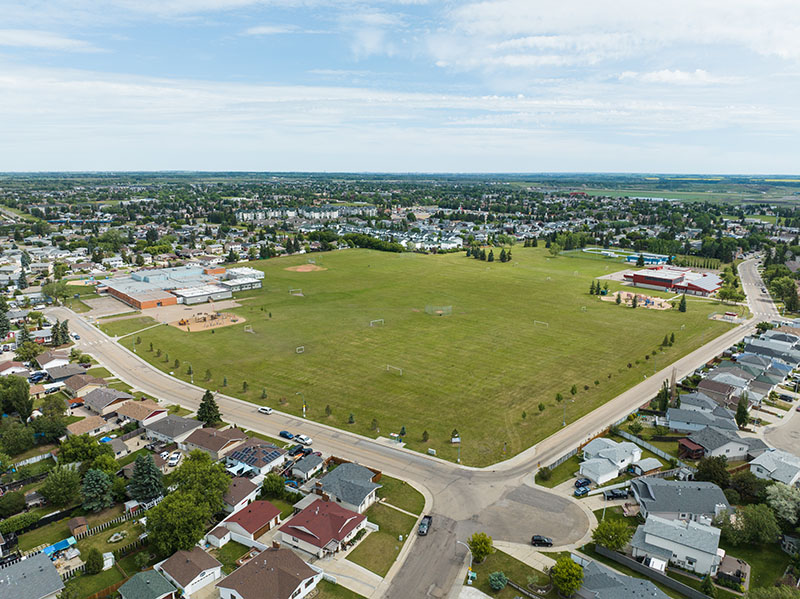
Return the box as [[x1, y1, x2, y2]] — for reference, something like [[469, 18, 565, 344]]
[[0, 511, 41, 534], [489, 571, 508, 591], [0, 491, 25, 518], [537, 466, 552, 481], [85, 548, 103, 575]]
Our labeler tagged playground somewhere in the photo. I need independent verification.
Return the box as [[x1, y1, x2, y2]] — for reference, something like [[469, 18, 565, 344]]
[[603, 290, 673, 310], [169, 311, 244, 332]]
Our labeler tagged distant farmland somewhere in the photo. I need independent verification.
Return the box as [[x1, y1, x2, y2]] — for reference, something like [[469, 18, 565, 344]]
[[122, 248, 732, 466]]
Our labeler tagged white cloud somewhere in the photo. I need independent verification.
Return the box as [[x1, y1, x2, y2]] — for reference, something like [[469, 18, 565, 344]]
[[619, 69, 739, 85], [242, 24, 300, 35], [0, 29, 98, 52], [341, 11, 404, 58]]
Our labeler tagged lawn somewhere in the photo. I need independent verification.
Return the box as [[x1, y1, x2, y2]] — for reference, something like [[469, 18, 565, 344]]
[[18, 517, 72, 551], [119, 248, 733, 467], [87, 366, 113, 378], [268, 497, 296, 520], [667, 570, 738, 599], [535, 454, 581, 488], [76, 519, 144, 556], [100, 316, 159, 338], [65, 297, 90, 313], [469, 549, 554, 599], [316, 580, 366, 599], [63, 565, 126, 599], [719, 539, 791, 589], [243, 429, 291, 448], [377, 475, 425, 515], [346, 504, 417, 577], [117, 447, 149, 468], [211, 540, 250, 574], [117, 547, 157, 576], [592, 506, 634, 526]]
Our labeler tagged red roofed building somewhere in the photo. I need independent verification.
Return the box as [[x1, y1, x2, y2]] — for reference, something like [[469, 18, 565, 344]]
[[278, 499, 366, 558], [221, 500, 281, 544], [623, 266, 723, 297]]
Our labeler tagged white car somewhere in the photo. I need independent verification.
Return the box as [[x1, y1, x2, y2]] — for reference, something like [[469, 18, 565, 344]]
[[257, 406, 273, 415], [159, 451, 170, 460], [295, 434, 313, 446], [168, 451, 182, 467]]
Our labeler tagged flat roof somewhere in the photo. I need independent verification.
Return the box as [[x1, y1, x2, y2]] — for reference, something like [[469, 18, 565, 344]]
[[172, 284, 230, 298]]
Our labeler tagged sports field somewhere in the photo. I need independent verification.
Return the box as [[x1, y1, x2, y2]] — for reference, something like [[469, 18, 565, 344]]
[[120, 248, 732, 466]]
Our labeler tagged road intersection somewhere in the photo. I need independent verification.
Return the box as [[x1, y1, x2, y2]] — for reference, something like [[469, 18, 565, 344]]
[[48, 258, 772, 597]]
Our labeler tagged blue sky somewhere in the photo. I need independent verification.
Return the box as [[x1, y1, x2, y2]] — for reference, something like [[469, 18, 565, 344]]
[[2, 0, 800, 172]]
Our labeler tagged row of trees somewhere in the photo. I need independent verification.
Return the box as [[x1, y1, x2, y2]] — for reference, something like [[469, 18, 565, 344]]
[[465, 247, 513, 262]]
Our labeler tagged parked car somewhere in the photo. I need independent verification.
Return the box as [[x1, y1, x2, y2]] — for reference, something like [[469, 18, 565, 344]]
[[159, 451, 170, 460], [574, 486, 589, 497], [167, 451, 181, 467], [288, 444, 304, 457], [531, 535, 553, 547], [574, 478, 591, 488], [418, 515, 432, 536], [72, 334, 80, 340], [45, 387, 60, 394], [257, 406, 273, 415], [300, 447, 313, 457], [295, 434, 313, 446], [603, 488, 628, 500], [279, 430, 294, 440]]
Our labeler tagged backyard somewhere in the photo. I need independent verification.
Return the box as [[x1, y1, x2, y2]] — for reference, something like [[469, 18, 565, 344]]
[[377, 475, 425, 515], [346, 503, 417, 577]]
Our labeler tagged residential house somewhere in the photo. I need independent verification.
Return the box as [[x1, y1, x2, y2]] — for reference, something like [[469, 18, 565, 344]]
[[696, 379, 736, 409], [750, 449, 800, 486], [292, 454, 323, 482], [115, 400, 168, 427], [576, 559, 669, 599], [226, 439, 287, 476], [156, 547, 222, 599], [0, 552, 65, 599], [84, 387, 135, 416], [221, 500, 282, 546], [44, 364, 86, 382], [279, 499, 367, 558], [66, 416, 108, 437], [184, 427, 247, 460], [678, 392, 719, 413], [223, 477, 260, 513], [630, 478, 730, 523], [579, 438, 642, 485], [110, 438, 129, 458], [35, 350, 69, 370], [316, 462, 381, 513], [216, 546, 323, 599], [631, 515, 722, 575], [0, 531, 16, 558], [629, 457, 662, 476], [63, 374, 107, 399], [682, 427, 767, 461], [145, 415, 203, 445], [666, 407, 737, 433], [0, 360, 30, 377], [119, 570, 177, 599], [121, 452, 167, 478]]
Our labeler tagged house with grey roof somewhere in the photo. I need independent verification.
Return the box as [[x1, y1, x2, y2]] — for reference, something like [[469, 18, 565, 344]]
[[750, 449, 800, 486], [145, 415, 203, 445], [576, 559, 669, 599], [84, 387, 135, 416], [579, 438, 642, 485], [630, 478, 730, 523], [44, 363, 87, 382], [666, 407, 737, 433], [292, 454, 323, 481], [316, 462, 381, 513], [686, 427, 767, 461], [0, 552, 65, 599], [631, 515, 722, 575], [679, 392, 719, 413], [119, 570, 177, 599]]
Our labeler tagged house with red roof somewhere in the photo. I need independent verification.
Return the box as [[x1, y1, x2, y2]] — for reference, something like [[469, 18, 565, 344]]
[[278, 499, 366, 558], [220, 500, 282, 546]]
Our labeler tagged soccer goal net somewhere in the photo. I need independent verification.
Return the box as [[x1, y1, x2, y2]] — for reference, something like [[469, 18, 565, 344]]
[[425, 305, 453, 316], [244, 325, 255, 334], [533, 320, 550, 328], [289, 288, 302, 295], [296, 346, 305, 354], [370, 319, 385, 327], [386, 364, 403, 376]]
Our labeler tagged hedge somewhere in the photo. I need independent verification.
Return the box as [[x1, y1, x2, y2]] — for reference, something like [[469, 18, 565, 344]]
[[0, 511, 41, 534]]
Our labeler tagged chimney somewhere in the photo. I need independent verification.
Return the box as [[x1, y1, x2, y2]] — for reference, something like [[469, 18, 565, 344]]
[[272, 540, 281, 549]]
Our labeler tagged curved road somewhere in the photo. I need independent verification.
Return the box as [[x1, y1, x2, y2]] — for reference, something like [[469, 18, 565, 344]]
[[48, 258, 768, 597]]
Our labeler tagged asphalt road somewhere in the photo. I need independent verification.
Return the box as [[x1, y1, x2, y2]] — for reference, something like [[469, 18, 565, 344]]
[[47, 258, 769, 597]]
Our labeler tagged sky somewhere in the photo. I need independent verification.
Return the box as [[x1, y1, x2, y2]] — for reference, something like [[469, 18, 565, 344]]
[[2, 0, 800, 173]]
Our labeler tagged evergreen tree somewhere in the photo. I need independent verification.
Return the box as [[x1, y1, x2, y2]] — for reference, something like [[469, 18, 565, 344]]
[[129, 454, 164, 502], [0, 311, 10, 340], [488, 250, 494, 262], [499, 248, 507, 262], [51, 319, 62, 345], [678, 293, 687, 312], [82, 468, 113, 512], [17, 271, 26, 290], [662, 334, 669, 346], [532, 238, 538, 247], [616, 293, 621, 305], [85, 548, 103, 575], [60, 320, 69, 343], [670, 332, 675, 344], [632, 295, 638, 308], [481, 249, 487, 261], [736, 396, 750, 429], [197, 390, 221, 426], [16, 326, 32, 345], [507, 249, 511, 260], [466, 247, 472, 258], [636, 254, 645, 267], [590, 281, 596, 295]]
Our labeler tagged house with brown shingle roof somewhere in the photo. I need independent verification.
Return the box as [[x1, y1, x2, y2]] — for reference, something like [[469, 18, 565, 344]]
[[215, 546, 322, 599], [184, 427, 247, 460], [222, 500, 282, 544], [223, 477, 259, 513], [116, 400, 168, 427], [35, 350, 69, 370], [155, 547, 222, 598], [278, 499, 366, 559], [66, 415, 108, 437], [63, 374, 107, 398]]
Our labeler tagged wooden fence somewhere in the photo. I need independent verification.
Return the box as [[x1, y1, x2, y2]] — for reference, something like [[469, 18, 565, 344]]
[[75, 512, 136, 540]]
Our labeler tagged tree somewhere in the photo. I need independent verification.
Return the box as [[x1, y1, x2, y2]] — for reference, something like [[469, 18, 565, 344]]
[[82, 468, 113, 512], [0, 450, 11, 474], [59, 434, 113, 463], [735, 396, 750, 429], [0, 311, 9, 340], [756, 321, 774, 334], [548, 243, 562, 257], [730, 470, 770, 505], [197, 389, 221, 427], [348, 413, 355, 424], [570, 384, 577, 396], [17, 271, 26, 290], [42, 280, 69, 304], [488, 250, 494, 262], [662, 334, 669, 347], [91, 454, 119, 477], [550, 556, 583, 597], [146, 491, 209, 557], [555, 393, 563, 402], [0, 491, 26, 518], [592, 518, 633, 552], [172, 450, 230, 516], [85, 547, 103, 575], [632, 295, 638, 308], [40, 465, 81, 507], [129, 454, 164, 502], [670, 332, 675, 344], [422, 430, 429, 442], [616, 293, 621, 305], [701, 575, 717, 599], [1, 421, 34, 455], [499, 248, 507, 263], [636, 254, 645, 267], [467, 532, 494, 563], [261, 473, 286, 498], [696, 455, 730, 489], [628, 419, 643, 435], [0, 375, 33, 421], [678, 293, 687, 312], [15, 341, 43, 362], [766, 483, 800, 526], [488, 571, 508, 591], [720, 503, 780, 546]]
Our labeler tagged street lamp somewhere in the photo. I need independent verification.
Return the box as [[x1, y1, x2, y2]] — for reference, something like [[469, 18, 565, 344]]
[[562, 399, 574, 427], [456, 540, 474, 571], [296, 391, 306, 417]]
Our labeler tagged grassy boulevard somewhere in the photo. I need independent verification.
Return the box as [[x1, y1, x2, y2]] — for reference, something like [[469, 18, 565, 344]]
[[119, 247, 732, 466]]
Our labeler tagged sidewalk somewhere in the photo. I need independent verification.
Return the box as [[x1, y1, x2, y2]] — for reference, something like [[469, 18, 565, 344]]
[[316, 553, 384, 597], [493, 541, 558, 572]]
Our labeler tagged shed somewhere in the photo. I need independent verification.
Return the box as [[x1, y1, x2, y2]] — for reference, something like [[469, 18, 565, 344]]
[[68, 516, 88, 536]]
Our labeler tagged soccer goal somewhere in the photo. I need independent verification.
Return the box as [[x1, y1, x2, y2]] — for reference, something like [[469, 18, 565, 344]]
[[244, 325, 255, 334], [386, 364, 403, 376], [369, 319, 385, 327], [534, 320, 550, 328], [581, 306, 587, 312], [296, 346, 305, 354], [425, 305, 453, 316], [289, 288, 303, 296], [308, 258, 316, 264]]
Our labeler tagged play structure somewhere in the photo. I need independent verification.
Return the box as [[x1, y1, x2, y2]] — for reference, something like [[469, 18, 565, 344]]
[[170, 311, 243, 332], [603, 291, 673, 311]]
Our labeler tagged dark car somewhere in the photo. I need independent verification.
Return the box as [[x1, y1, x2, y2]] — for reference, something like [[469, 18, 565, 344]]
[[418, 515, 432, 536], [531, 535, 553, 547], [300, 447, 313, 457], [288, 444, 304, 457], [279, 430, 294, 440], [603, 488, 628, 500], [574, 478, 592, 488], [574, 486, 589, 497]]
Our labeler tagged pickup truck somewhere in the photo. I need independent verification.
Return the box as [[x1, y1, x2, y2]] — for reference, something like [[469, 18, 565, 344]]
[[418, 515, 432, 536]]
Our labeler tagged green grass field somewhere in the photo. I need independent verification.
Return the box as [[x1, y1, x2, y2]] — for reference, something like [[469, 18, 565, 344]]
[[121, 248, 732, 466], [100, 316, 158, 338], [346, 503, 417, 576]]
